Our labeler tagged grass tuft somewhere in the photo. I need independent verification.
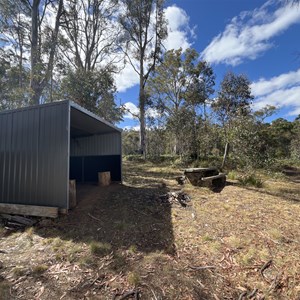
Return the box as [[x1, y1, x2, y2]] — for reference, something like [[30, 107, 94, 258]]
[[90, 241, 111, 256], [32, 264, 48, 275], [238, 173, 263, 188], [227, 171, 238, 180], [127, 271, 140, 286], [128, 245, 137, 254], [12, 266, 26, 277]]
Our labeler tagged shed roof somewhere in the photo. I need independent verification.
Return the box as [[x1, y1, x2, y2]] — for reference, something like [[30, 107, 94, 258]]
[[0, 100, 122, 137], [70, 101, 122, 137]]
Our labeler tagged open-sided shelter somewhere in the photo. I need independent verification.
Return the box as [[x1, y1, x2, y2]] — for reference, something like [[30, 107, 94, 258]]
[[0, 100, 122, 212]]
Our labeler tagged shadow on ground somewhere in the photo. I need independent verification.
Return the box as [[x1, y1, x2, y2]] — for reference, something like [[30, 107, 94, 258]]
[[36, 183, 175, 254]]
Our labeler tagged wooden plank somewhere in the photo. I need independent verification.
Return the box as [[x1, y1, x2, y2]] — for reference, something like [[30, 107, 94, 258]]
[[0, 203, 58, 218], [69, 180, 77, 209], [184, 167, 218, 173], [98, 171, 111, 186], [201, 173, 226, 181], [59, 208, 68, 215]]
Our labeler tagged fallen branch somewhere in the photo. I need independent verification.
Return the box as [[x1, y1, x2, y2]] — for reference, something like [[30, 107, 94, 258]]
[[260, 260, 272, 279], [88, 213, 101, 222], [113, 290, 140, 300], [238, 291, 247, 300], [189, 265, 217, 270], [248, 288, 258, 299]]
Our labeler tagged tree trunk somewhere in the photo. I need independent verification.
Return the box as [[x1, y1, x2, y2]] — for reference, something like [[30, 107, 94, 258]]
[[30, 0, 63, 105], [221, 142, 230, 170], [139, 82, 146, 158], [30, 0, 41, 105]]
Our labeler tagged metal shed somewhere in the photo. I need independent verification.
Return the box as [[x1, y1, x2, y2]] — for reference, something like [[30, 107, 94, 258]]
[[0, 100, 122, 212]]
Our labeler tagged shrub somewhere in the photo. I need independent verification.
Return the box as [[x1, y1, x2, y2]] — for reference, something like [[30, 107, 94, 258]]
[[238, 174, 263, 188]]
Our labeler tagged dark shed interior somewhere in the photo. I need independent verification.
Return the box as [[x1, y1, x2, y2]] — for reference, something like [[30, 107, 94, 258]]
[[69, 105, 122, 183]]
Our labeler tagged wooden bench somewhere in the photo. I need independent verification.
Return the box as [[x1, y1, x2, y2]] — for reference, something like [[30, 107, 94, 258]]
[[184, 167, 219, 186], [201, 173, 226, 187]]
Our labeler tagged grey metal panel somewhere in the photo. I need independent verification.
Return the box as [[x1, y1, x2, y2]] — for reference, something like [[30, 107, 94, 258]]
[[0, 101, 69, 208], [70, 102, 122, 133], [70, 132, 121, 156]]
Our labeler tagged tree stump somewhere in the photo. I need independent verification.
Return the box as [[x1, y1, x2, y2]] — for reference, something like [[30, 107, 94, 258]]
[[98, 171, 111, 186], [69, 180, 77, 209]]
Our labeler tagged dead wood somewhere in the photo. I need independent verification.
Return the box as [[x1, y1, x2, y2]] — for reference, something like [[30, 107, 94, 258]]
[[158, 191, 191, 207], [260, 260, 272, 279], [248, 288, 258, 298], [189, 265, 217, 270], [113, 290, 140, 300], [1, 214, 36, 226], [238, 291, 247, 300], [88, 213, 102, 222], [175, 176, 186, 185]]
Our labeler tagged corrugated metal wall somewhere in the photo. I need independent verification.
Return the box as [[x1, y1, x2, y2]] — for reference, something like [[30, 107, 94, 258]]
[[0, 102, 69, 208], [70, 132, 121, 156]]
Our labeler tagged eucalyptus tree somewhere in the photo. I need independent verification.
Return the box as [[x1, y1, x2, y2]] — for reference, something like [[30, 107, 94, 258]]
[[0, 0, 30, 91], [119, 0, 168, 156], [0, 0, 64, 105], [30, 0, 64, 104], [212, 72, 253, 168], [212, 72, 253, 130], [147, 48, 215, 156], [60, 68, 122, 123], [58, 0, 123, 119], [60, 0, 120, 72]]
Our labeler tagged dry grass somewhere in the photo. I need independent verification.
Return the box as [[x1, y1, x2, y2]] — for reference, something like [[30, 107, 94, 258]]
[[0, 161, 299, 299]]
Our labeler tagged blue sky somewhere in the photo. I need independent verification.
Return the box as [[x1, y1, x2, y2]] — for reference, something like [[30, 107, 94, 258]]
[[116, 0, 300, 129]]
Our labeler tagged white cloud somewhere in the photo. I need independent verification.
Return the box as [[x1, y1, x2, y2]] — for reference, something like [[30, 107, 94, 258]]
[[123, 102, 139, 119], [252, 68, 300, 117], [147, 107, 161, 119], [202, 1, 300, 65], [164, 5, 194, 51], [251, 68, 300, 97], [115, 64, 140, 93], [123, 102, 160, 119]]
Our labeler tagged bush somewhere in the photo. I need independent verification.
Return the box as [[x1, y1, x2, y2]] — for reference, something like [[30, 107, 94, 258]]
[[238, 174, 263, 188]]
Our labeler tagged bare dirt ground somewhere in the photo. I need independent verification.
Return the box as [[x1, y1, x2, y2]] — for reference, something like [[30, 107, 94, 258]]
[[0, 161, 300, 300]]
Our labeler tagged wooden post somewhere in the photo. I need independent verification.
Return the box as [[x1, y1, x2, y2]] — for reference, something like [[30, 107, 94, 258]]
[[69, 180, 76, 209], [98, 171, 111, 186]]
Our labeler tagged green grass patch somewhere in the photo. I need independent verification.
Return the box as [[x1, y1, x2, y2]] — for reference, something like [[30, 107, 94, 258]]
[[90, 241, 112, 256]]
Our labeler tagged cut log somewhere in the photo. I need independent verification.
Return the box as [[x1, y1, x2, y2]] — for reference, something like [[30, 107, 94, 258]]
[[184, 167, 219, 186], [0, 214, 36, 226], [201, 173, 226, 181], [201, 173, 226, 188], [0, 203, 58, 218], [98, 171, 111, 186], [69, 180, 77, 209]]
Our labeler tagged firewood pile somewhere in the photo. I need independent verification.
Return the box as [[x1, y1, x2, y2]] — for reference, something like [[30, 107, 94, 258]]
[[0, 214, 37, 229], [158, 191, 191, 207]]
